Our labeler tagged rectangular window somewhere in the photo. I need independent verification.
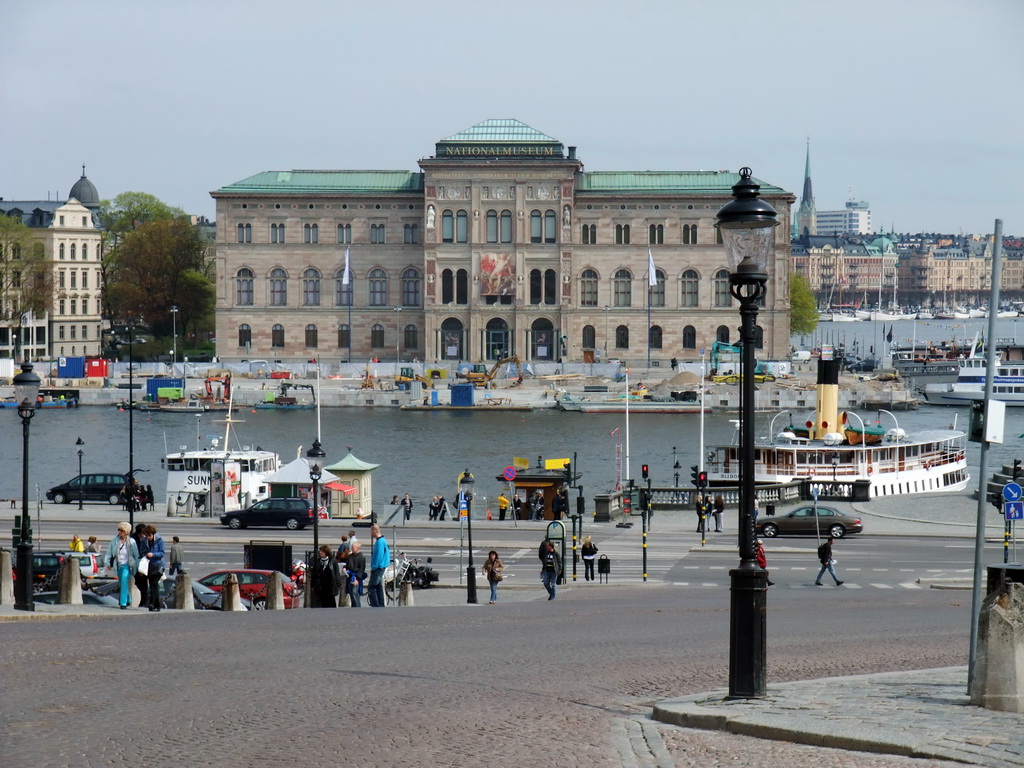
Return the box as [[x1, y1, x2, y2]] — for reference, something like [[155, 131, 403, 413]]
[[70, 325, 77, 340], [59, 325, 65, 340], [59, 271, 66, 289], [81, 325, 88, 339], [82, 299, 88, 315], [71, 271, 77, 289], [82, 271, 88, 289], [71, 299, 77, 316]]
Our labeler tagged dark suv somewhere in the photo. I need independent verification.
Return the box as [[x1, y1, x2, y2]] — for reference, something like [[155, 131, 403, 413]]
[[220, 497, 314, 530], [46, 473, 130, 505]]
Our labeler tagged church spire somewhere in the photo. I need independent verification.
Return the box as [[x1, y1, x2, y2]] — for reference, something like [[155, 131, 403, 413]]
[[795, 138, 816, 238]]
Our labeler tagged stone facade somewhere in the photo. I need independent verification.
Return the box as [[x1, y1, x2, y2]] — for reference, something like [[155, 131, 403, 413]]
[[212, 120, 795, 366]]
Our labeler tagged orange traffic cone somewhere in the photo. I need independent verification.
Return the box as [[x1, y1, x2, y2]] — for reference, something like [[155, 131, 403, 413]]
[[486, 509, 493, 520]]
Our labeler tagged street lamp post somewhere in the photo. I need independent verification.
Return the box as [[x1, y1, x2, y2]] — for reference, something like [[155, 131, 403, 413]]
[[306, 439, 326, 608], [76, 437, 85, 510], [13, 362, 41, 612], [716, 167, 778, 699], [127, 324, 137, 528], [459, 469, 478, 604], [170, 304, 179, 372], [673, 445, 681, 488]]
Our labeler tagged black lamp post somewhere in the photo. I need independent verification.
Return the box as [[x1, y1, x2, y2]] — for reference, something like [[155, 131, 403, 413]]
[[459, 469, 478, 604], [716, 167, 778, 699], [13, 362, 41, 612], [306, 439, 326, 608], [673, 445, 681, 488], [127, 323, 137, 528], [76, 437, 85, 510]]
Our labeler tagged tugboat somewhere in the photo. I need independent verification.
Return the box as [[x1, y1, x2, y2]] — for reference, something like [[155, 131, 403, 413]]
[[706, 354, 970, 499]]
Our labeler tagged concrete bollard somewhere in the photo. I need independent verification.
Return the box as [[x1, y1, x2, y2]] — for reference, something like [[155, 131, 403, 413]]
[[0, 550, 14, 605], [339, 587, 351, 608], [57, 556, 83, 605], [399, 581, 414, 607], [174, 573, 194, 610], [972, 581, 1024, 712], [265, 571, 285, 610], [222, 574, 244, 611]]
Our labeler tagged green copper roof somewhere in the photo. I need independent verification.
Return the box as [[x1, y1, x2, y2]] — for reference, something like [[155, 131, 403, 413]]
[[215, 171, 424, 195], [440, 119, 558, 143], [578, 171, 787, 195], [325, 452, 379, 473]]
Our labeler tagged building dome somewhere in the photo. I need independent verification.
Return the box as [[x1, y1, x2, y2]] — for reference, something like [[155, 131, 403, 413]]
[[69, 165, 99, 209]]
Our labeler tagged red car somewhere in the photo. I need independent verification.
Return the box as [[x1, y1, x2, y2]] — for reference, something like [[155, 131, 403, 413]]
[[196, 569, 300, 609]]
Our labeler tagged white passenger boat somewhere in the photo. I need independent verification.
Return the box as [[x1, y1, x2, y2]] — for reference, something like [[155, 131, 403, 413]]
[[706, 356, 970, 499], [160, 404, 279, 516], [923, 343, 1024, 406]]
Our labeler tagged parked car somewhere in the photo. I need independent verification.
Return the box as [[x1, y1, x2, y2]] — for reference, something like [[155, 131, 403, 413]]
[[34, 590, 120, 607], [93, 577, 250, 610], [13, 552, 66, 592], [844, 357, 876, 373], [756, 505, 863, 539], [219, 497, 314, 530], [196, 569, 300, 609], [46, 473, 131, 505]]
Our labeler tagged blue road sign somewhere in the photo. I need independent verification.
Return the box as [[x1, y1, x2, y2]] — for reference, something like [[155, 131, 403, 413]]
[[1005, 501, 1024, 520], [1004, 483, 1023, 502]]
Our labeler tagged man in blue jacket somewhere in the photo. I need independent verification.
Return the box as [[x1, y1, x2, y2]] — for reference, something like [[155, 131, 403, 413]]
[[141, 525, 166, 611], [368, 524, 391, 608]]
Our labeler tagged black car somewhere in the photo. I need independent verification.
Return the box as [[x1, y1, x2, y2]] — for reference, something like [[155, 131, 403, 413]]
[[844, 357, 876, 373], [46, 473, 130, 505], [220, 497, 314, 530]]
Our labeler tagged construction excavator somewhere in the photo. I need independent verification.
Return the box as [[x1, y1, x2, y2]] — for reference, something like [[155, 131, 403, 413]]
[[459, 356, 524, 389], [395, 367, 433, 388], [203, 374, 231, 404], [708, 341, 776, 384]]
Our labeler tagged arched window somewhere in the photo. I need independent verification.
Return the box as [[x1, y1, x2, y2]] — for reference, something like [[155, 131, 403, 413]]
[[579, 268, 598, 307], [529, 269, 542, 305], [271, 222, 285, 243], [582, 325, 596, 349], [649, 325, 663, 349], [59, 243, 65, 259], [440, 318, 464, 360], [648, 224, 664, 245], [237, 224, 249, 243], [404, 324, 418, 351], [531, 318, 555, 361], [716, 325, 731, 344], [402, 267, 421, 306], [544, 268, 557, 305], [337, 223, 351, 244], [269, 268, 287, 306], [369, 268, 387, 306], [70, 243, 76, 259], [238, 324, 251, 347], [441, 268, 454, 304], [302, 268, 321, 306], [613, 269, 632, 307], [456, 268, 468, 305], [404, 223, 419, 244], [456, 210, 468, 243], [650, 269, 666, 307], [236, 268, 254, 306], [371, 323, 385, 348], [486, 210, 498, 243], [683, 223, 698, 245], [370, 223, 386, 244], [335, 269, 352, 307], [716, 227, 723, 245], [713, 269, 731, 308], [681, 269, 699, 307], [615, 324, 629, 349], [303, 223, 318, 244], [305, 324, 318, 348], [545, 210, 557, 243], [338, 324, 350, 349], [271, 324, 285, 348], [82, 243, 88, 259], [754, 325, 764, 349], [615, 224, 630, 245], [442, 210, 454, 243], [581, 223, 596, 244], [500, 210, 513, 243], [682, 325, 697, 349], [530, 210, 542, 243]]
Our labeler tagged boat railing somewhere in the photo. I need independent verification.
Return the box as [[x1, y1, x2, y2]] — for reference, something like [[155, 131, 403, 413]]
[[646, 483, 802, 512]]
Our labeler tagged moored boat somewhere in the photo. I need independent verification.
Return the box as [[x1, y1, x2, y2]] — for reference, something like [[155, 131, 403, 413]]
[[706, 356, 969, 499], [923, 341, 1024, 406]]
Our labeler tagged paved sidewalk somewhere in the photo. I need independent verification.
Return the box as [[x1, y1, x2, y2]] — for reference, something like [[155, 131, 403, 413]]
[[654, 667, 1024, 768]]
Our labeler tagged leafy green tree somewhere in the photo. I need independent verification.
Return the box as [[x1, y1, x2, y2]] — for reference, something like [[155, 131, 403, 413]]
[[0, 214, 51, 325], [789, 272, 818, 335], [104, 218, 214, 340], [98, 191, 186, 244]]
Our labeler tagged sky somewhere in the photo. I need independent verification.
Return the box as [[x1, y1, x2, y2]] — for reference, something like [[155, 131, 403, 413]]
[[2, 0, 1021, 236]]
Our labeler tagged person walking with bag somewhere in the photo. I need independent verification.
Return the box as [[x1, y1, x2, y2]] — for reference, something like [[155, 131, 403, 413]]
[[581, 536, 598, 581], [482, 550, 504, 603], [815, 536, 844, 586], [106, 522, 140, 609], [141, 525, 166, 611]]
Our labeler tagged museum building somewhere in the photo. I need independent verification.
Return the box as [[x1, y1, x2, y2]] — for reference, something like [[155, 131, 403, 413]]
[[211, 119, 794, 366]]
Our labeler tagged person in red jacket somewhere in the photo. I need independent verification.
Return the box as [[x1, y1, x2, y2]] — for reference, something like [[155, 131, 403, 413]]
[[756, 539, 775, 586]]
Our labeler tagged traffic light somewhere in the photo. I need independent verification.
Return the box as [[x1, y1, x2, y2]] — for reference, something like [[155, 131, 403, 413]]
[[1014, 459, 1022, 481], [641, 464, 649, 480], [691, 465, 700, 486], [564, 460, 572, 483], [988, 485, 1004, 512], [698, 470, 708, 488]]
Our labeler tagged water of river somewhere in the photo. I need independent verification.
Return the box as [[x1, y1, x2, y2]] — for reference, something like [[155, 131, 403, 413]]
[[3, 403, 1024, 508]]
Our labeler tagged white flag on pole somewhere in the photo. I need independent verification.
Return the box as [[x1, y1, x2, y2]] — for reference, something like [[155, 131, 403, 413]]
[[342, 247, 350, 285], [648, 248, 657, 287]]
